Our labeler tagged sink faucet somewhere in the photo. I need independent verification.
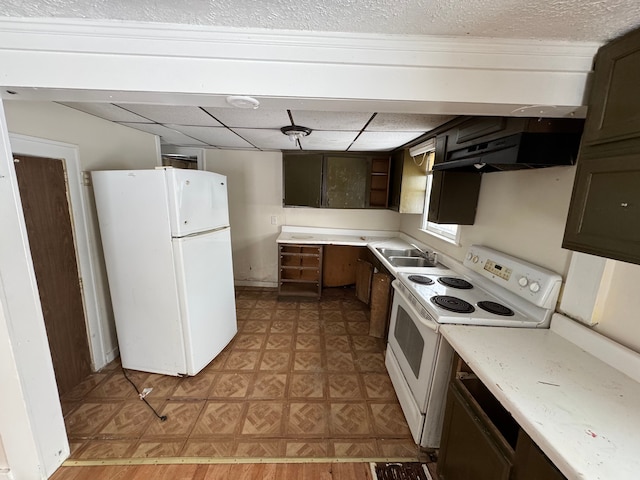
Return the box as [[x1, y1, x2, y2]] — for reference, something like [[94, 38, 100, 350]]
[[410, 243, 438, 264]]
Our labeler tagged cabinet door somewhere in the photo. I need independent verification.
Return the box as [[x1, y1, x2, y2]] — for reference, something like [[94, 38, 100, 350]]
[[582, 27, 640, 147], [563, 152, 640, 264], [283, 154, 323, 207], [325, 155, 369, 208], [428, 171, 481, 225], [513, 430, 566, 480], [438, 383, 512, 480]]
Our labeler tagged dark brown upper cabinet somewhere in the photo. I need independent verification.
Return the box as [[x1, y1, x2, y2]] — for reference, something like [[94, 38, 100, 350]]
[[282, 152, 391, 209], [428, 133, 482, 225], [283, 153, 323, 207], [563, 26, 640, 265], [581, 27, 640, 148]]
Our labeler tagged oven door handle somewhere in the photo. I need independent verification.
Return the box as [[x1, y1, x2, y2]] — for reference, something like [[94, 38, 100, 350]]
[[394, 283, 439, 332]]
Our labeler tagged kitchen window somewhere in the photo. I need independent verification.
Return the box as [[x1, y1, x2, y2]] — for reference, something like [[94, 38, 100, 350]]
[[418, 151, 459, 243]]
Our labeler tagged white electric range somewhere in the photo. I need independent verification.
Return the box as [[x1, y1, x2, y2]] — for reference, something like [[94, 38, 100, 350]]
[[386, 245, 563, 449]]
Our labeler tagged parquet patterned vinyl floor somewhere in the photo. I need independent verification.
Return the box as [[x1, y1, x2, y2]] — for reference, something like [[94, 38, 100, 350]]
[[60, 287, 422, 462]]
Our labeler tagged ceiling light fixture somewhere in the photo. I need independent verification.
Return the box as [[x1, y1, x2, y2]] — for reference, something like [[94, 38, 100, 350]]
[[226, 95, 260, 109], [281, 125, 312, 143]]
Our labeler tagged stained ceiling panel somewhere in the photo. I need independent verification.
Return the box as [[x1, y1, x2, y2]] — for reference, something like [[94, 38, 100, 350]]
[[202, 107, 291, 129], [118, 122, 207, 146], [290, 111, 373, 131], [349, 131, 423, 151], [116, 104, 222, 126], [232, 128, 300, 150], [60, 102, 150, 122], [367, 113, 456, 132], [167, 124, 254, 148], [299, 130, 359, 151]]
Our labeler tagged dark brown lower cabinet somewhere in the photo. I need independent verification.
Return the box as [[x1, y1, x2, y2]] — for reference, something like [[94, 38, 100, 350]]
[[438, 378, 515, 480], [513, 430, 566, 480], [438, 358, 567, 480]]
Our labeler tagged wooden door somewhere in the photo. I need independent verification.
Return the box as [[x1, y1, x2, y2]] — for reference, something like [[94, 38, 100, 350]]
[[14, 154, 92, 397]]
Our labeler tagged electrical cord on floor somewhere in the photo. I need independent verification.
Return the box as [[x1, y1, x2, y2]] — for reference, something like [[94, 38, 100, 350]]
[[122, 367, 168, 422]]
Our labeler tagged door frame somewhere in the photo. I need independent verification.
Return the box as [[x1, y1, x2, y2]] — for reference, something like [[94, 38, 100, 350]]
[[10, 134, 105, 369]]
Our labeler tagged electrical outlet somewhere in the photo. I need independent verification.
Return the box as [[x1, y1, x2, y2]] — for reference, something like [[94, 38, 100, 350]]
[[82, 171, 92, 186], [271, 215, 278, 225]]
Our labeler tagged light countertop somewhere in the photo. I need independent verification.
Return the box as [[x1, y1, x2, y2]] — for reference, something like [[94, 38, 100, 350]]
[[441, 314, 640, 480], [276, 225, 457, 276]]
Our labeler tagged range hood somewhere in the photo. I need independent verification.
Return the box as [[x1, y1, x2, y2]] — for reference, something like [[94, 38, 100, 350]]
[[432, 132, 582, 173]]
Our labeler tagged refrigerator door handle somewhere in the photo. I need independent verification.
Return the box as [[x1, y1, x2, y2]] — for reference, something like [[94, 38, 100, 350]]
[[174, 225, 230, 239]]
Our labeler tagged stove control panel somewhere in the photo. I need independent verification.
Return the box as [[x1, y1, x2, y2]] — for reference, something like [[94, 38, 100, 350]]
[[464, 245, 562, 309], [483, 260, 512, 280]]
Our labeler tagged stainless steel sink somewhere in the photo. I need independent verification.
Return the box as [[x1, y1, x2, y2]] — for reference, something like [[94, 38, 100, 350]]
[[376, 247, 424, 257], [388, 256, 438, 267]]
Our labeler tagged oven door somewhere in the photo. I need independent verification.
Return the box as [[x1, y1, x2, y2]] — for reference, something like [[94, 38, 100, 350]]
[[387, 283, 440, 412]]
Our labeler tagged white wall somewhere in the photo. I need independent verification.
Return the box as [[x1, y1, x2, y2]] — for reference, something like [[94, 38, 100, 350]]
[[204, 149, 283, 286], [205, 149, 401, 286], [589, 260, 640, 353], [401, 165, 640, 354], [401, 166, 577, 275], [4, 100, 160, 367], [284, 207, 401, 231]]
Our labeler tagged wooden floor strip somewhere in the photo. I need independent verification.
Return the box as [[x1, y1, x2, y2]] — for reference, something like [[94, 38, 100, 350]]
[[63, 456, 413, 466], [50, 462, 375, 480]]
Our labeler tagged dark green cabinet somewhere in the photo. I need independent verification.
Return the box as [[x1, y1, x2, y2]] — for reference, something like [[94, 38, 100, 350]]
[[283, 154, 323, 207], [325, 155, 369, 208], [580, 28, 640, 147], [563, 26, 640, 265], [428, 134, 482, 225], [438, 379, 514, 480], [282, 152, 390, 209], [438, 357, 567, 480], [513, 430, 566, 480]]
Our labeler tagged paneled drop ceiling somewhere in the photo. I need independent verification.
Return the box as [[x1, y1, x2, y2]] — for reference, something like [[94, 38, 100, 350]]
[[59, 102, 455, 152]]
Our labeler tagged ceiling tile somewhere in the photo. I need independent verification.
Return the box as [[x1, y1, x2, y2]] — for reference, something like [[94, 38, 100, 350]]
[[116, 104, 222, 126], [233, 128, 301, 151], [366, 113, 455, 132], [167, 125, 254, 148], [290, 110, 373, 130], [349, 131, 422, 151], [59, 102, 150, 122], [202, 107, 291, 128], [118, 122, 207, 146], [298, 130, 359, 151]]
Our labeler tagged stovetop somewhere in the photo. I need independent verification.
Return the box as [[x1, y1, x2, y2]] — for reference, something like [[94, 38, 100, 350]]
[[396, 272, 535, 327], [395, 245, 563, 329]]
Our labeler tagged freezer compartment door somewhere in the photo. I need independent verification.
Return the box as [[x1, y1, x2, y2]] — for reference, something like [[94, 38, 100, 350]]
[[166, 168, 230, 236], [173, 227, 237, 375]]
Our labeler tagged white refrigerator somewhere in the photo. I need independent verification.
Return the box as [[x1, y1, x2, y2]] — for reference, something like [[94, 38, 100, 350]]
[[92, 167, 237, 376]]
